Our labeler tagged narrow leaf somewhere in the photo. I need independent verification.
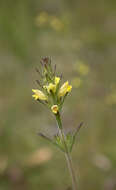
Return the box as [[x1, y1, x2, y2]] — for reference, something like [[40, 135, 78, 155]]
[[70, 122, 84, 152]]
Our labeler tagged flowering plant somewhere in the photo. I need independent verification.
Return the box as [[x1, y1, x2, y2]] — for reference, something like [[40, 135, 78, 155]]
[[32, 57, 83, 190]]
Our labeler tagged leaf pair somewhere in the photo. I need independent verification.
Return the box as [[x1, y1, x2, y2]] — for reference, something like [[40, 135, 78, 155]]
[[38, 122, 83, 153]]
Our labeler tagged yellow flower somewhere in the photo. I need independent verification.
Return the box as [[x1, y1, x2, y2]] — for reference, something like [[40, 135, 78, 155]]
[[51, 105, 59, 114], [55, 77, 60, 85], [44, 83, 56, 93], [58, 81, 72, 97], [32, 89, 48, 101]]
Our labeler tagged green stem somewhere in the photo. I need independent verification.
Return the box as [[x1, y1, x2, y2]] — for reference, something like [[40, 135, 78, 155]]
[[55, 113, 78, 190], [65, 152, 78, 190], [55, 113, 62, 129]]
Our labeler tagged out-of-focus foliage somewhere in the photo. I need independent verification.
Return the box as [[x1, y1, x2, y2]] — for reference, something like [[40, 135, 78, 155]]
[[0, 0, 116, 190]]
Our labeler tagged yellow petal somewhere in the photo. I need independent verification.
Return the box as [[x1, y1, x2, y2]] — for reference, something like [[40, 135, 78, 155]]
[[58, 81, 72, 97], [67, 85, 72, 92], [32, 89, 48, 101], [51, 105, 59, 114], [32, 94, 39, 100], [55, 77, 60, 85], [44, 83, 56, 94]]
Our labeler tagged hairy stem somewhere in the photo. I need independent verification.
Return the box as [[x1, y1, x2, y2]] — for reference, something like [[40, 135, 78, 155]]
[[55, 113, 78, 190]]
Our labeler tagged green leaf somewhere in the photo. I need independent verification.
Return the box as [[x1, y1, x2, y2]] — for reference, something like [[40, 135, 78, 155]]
[[65, 122, 83, 152], [38, 132, 65, 152], [53, 135, 65, 152], [65, 133, 74, 152]]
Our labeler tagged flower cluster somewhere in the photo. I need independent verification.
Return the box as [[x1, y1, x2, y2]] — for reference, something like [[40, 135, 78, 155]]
[[32, 57, 72, 115]]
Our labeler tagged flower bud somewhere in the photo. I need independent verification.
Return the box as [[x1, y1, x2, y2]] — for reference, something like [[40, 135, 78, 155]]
[[51, 105, 59, 114]]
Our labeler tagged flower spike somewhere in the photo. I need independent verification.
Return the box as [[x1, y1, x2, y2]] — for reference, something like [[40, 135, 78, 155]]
[[32, 57, 83, 190]]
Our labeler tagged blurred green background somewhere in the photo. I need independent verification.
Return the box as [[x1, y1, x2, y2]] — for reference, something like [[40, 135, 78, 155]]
[[0, 0, 116, 190]]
